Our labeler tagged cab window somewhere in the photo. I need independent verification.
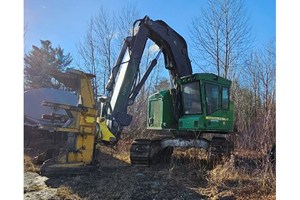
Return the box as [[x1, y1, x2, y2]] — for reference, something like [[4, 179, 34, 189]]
[[205, 83, 219, 114], [222, 87, 229, 110], [181, 82, 202, 114]]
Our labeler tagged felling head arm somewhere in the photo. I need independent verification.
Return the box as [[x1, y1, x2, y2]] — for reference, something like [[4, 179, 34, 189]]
[[48, 68, 96, 108], [40, 68, 97, 134]]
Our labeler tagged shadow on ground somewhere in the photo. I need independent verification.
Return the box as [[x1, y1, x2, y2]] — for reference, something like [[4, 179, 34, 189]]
[[43, 149, 209, 200]]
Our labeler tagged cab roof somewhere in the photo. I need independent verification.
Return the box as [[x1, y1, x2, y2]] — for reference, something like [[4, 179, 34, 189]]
[[179, 73, 232, 86]]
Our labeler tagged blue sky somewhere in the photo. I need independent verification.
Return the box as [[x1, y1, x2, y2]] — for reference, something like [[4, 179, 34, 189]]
[[24, 0, 276, 58]]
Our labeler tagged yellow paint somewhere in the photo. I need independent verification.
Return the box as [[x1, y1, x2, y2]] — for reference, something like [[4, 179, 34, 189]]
[[67, 134, 95, 164], [98, 118, 116, 143], [39, 70, 100, 171], [85, 116, 96, 123]]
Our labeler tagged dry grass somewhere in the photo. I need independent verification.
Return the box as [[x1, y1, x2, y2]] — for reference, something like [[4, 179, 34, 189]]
[[172, 148, 208, 169], [96, 143, 131, 165], [24, 130, 275, 199], [202, 150, 275, 199], [56, 186, 81, 200], [208, 156, 240, 185], [169, 146, 276, 199], [24, 155, 37, 173]]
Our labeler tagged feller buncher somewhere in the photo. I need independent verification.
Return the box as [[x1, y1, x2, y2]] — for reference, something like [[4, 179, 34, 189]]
[[33, 16, 234, 174]]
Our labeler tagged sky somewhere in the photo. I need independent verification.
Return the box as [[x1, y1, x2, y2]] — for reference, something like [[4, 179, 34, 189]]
[[24, 0, 276, 60]]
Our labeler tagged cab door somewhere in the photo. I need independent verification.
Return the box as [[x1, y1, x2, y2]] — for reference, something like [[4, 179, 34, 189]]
[[204, 82, 221, 129], [203, 82, 231, 130], [219, 86, 230, 130]]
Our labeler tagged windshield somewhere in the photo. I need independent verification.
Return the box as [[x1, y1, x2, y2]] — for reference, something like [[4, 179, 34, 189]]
[[181, 82, 202, 114]]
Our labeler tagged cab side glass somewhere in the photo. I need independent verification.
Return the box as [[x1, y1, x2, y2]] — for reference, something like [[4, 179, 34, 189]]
[[222, 87, 229, 110], [181, 82, 202, 114], [205, 83, 219, 114]]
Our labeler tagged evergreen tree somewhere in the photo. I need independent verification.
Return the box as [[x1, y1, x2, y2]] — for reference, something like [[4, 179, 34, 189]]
[[24, 40, 73, 89]]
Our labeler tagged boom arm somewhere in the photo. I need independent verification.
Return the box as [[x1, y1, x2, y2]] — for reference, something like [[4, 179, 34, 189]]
[[101, 16, 193, 142]]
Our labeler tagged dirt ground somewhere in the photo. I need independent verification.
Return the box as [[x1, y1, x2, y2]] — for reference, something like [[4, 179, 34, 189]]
[[24, 129, 276, 200]]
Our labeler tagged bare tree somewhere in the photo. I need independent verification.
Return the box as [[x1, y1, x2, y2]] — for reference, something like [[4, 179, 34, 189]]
[[255, 40, 276, 150], [258, 40, 276, 111], [242, 39, 275, 114], [243, 52, 262, 117], [116, 4, 141, 46], [76, 18, 100, 97], [190, 0, 253, 78], [77, 5, 141, 96], [76, 5, 167, 138], [233, 39, 276, 151], [92, 7, 118, 94]]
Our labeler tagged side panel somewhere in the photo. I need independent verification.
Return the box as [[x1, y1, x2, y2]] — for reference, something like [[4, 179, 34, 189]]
[[147, 91, 177, 130], [148, 99, 162, 128], [205, 111, 231, 131], [178, 115, 205, 130]]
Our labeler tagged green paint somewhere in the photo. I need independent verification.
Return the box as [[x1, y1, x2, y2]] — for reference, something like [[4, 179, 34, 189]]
[[147, 73, 234, 134]]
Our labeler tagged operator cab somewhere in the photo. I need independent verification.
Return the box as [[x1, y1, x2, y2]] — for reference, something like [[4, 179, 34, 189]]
[[147, 73, 234, 133], [178, 73, 233, 132]]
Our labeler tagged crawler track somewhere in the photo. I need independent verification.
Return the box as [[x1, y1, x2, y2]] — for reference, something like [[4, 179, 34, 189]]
[[130, 139, 161, 165], [130, 136, 233, 168]]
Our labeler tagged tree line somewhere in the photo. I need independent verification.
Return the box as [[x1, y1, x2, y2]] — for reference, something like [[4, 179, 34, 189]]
[[24, 0, 275, 153]]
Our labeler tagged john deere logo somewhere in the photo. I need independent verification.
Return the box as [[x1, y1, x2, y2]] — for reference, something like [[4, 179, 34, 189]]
[[205, 116, 229, 121]]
